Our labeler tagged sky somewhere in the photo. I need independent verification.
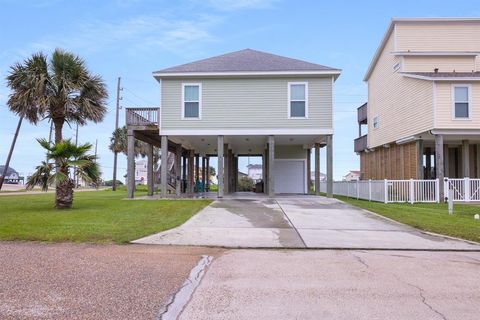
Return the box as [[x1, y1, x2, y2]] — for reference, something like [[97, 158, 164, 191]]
[[1, 0, 479, 182]]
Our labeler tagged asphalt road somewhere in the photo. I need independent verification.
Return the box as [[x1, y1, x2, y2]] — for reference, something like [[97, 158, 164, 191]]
[[2, 242, 480, 320], [0, 242, 221, 320]]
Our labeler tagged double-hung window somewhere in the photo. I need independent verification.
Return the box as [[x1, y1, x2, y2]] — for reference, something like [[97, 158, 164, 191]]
[[453, 85, 470, 119], [288, 82, 308, 118], [182, 83, 201, 119]]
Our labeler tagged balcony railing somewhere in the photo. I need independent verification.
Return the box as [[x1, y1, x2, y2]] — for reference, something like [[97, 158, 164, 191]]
[[126, 107, 160, 126], [354, 134, 368, 153], [357, 103, 367, 124]]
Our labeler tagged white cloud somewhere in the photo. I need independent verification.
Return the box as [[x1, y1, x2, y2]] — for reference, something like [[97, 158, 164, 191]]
[[29, 13, 222, 56], [192, 0, 280, 11]]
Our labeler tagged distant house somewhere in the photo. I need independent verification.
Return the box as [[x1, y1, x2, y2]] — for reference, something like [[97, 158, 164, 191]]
[[0, 166, 24, 184], [343, 170, 360, 181], [238, 171, 248, 179], [247, 164, 263, 183], [310, 171, 326, 182], [135, 159, 148, 185]]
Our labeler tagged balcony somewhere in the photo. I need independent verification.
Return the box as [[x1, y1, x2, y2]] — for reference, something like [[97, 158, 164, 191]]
[[354, 134, 368, 153], [126, 107, 160, 127], [357, 102, 367, 124]]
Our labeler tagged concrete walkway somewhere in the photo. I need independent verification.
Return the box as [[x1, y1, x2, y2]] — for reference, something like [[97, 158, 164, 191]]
[[133, 196, 480, 250]]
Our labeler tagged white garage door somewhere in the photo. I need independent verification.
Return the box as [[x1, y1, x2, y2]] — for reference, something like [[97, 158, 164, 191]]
[[274, 160, 305, 194]]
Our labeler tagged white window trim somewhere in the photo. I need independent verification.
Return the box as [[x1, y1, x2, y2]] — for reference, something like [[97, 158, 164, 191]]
[[451, 84, 472, 120], [288, 82, 309, 119], [181, 83, 202, 120]]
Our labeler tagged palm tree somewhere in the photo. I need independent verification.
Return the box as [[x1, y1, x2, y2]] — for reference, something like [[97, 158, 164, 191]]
[[6, 49, 108, 144], [109, 125, 161, 168], [27, 138, 100, 209], [109, 126, 145, 157]]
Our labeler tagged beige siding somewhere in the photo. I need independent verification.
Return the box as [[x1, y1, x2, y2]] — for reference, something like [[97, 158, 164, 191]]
[[368, 33, 434, 148], [403, 56, 475, 73], [396, 22, 480, 52], [161, 77, 333, 130], [435, 82, 480, 128]]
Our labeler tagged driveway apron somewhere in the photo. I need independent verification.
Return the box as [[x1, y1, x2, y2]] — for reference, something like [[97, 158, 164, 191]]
[[133, 196, 480, 250]]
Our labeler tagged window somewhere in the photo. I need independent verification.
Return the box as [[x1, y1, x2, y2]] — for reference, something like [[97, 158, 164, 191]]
[[453, 85, 470, 119], [373, 116, 379, 129], [182, 84, 201, 119], [288, 82, 308, 118]]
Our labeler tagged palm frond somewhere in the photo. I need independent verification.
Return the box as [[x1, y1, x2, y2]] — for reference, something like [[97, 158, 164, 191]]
[[26, 161, 53, 191]]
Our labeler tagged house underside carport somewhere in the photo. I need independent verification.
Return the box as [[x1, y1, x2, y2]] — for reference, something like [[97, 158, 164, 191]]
[[126, 108, 333, 198]]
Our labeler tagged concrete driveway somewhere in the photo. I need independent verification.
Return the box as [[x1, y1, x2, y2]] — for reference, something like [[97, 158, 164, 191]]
[[133, 196, 480, 250], [178, 250, 480, 320]]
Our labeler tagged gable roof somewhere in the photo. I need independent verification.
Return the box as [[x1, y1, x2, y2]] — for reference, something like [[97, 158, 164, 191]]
[[0, 166, 18, 177], [153, 49, 341, 78], [364, 17, 480, 82]]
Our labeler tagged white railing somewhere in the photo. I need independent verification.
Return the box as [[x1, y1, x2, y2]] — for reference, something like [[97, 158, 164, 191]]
[[320, 179, 439, 203], [444, 178, 480, 202]]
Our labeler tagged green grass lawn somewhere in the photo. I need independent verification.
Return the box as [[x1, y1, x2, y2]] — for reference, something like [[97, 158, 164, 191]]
[[337, 196, 480, 243], [0, 189, 211, 243]]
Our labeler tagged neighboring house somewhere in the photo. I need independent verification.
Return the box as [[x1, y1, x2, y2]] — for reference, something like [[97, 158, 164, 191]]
[[343, 170, 360, 181], [310, 171, 326, 182], [126, 49, 339, 197], [247, 164, 263, 183], [135, 159, 148, 185], [0, 166, 24, 184], [238, 171, 248, 179], [355, 18, 480, 191]]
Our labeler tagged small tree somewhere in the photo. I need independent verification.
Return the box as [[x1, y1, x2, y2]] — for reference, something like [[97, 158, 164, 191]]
[[238, 176, 254, 191], [27, 139, 100, 209]]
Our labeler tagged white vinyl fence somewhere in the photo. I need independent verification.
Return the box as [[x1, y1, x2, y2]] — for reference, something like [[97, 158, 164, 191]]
[[444, 178, 480, 202], [320, 178, 480, 203], [320, 179, 439, 203]]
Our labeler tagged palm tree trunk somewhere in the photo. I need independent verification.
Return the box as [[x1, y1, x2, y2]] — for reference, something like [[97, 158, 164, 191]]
[[52, 118, 73, 208], [56, 176, 74, 209], [0, 117, 23, 190], [53, 118, 63, 144]]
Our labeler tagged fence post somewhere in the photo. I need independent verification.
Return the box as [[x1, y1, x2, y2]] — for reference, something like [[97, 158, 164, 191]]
[[409, 179, 414, 204], [384, 179, 388, 204], [465, 177, 470, 202], [368, 179, 372, 201], [435, 179, 439, 203], [356, 180, 359, 199], [444, 178, 448, 203]]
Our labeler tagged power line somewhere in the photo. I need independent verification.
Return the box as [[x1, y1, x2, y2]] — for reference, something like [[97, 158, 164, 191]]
[[123, 87, 157, 106]]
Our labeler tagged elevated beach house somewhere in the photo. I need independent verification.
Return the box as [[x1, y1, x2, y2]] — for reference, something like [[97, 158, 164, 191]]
[[355, 18, 480, 198], [126, 49, 340, 198]]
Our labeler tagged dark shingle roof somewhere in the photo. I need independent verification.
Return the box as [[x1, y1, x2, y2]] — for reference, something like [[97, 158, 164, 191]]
[[0, 166, 18, 177], [154, 49, 340, 74], [403, 71, 480, 78]]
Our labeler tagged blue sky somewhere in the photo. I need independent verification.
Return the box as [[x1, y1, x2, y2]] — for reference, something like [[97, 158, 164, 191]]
[[1, 0, 479, 181]]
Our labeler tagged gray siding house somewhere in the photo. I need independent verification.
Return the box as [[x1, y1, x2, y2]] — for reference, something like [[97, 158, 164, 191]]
[[126, 49, 339, 198]]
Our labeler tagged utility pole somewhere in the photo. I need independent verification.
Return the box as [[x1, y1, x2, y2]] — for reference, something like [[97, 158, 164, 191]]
[[94, 139, 98, 161], [112, 77, 122, 191], [74, 122, 79, 188], [0, 116, 23, 190]]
